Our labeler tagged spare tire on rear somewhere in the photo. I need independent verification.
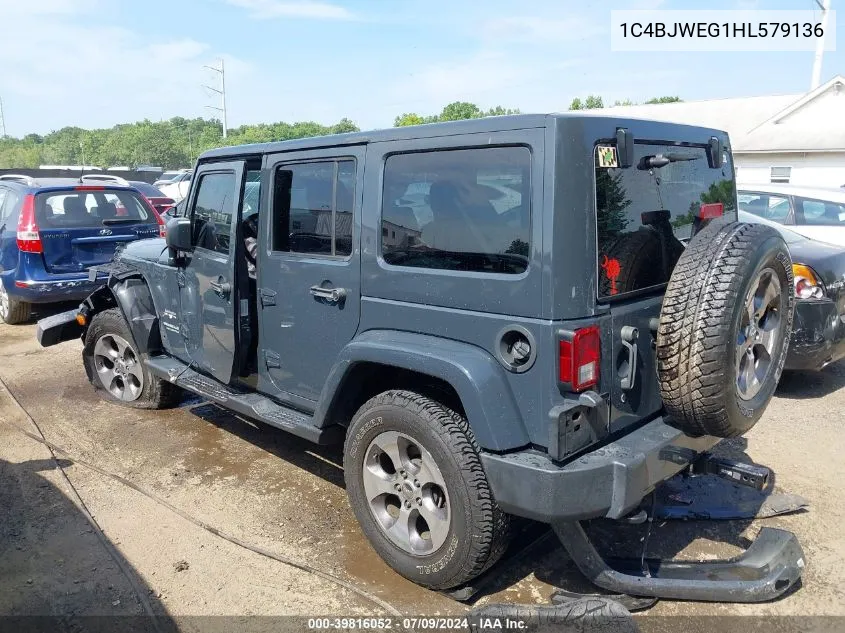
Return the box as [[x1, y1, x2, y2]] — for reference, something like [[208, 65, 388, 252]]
[[656, 221, 794, 438]]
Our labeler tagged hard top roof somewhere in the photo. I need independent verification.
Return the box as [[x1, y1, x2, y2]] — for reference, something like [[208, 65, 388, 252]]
[[199, 112, 730, 162]]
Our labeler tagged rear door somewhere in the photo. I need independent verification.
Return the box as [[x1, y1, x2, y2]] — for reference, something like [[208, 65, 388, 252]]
[[595, 140, 738, 430], [179, 161, 245, 384], [35, 187, 160, 274], [258, 147, 364, 403]]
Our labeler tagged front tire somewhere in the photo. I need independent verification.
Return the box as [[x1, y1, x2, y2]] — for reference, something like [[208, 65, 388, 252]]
[[83, 308, 179, 409], [344, 390, 510, 590]]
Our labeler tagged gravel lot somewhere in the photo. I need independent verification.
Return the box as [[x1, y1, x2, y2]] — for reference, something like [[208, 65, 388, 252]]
[[1, 313, 844, 632]]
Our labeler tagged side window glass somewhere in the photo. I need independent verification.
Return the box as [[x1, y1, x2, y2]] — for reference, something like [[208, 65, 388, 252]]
[[0, 188, 8, 221], [738, 193, 789, 222], [272, 159, 356, 256], [192, 172, 236, 255], [381, 147, 530, 274], [799, 197, 845, 225], [335, 160, 355, 256]]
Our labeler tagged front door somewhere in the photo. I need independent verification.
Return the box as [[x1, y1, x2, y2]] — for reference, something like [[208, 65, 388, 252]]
[[258, 147, 365, 404], [181, 160, 245, 384]]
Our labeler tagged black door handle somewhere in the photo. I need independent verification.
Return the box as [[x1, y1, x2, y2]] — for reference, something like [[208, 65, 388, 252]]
[[309, 285, 347, 304], [209, 278, 231, 298]]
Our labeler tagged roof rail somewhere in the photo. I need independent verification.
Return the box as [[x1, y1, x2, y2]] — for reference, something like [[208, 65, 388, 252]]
[[79, 173, 130, 186], [0, 174, 38, 186]]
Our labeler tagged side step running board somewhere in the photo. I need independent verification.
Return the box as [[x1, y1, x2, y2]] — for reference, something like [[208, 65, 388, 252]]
[[145, 356, 343, 445], [552, 520, 805, 603]]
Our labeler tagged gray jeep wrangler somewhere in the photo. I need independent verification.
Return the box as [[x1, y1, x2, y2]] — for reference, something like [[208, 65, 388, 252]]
[[38, 114, 805, 603]]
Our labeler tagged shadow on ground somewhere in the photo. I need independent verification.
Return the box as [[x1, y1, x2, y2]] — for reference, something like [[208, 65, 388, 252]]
[[777, 360, 845, 400], [0, 456, 177, 632]]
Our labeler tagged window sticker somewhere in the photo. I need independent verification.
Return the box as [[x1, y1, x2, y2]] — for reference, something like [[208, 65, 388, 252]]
[[597, 146, 618, 169]]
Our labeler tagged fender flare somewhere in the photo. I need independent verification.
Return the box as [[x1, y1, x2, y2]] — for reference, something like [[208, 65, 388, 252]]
[[84, 276, 161, 354], [314, 330, 530, 452]]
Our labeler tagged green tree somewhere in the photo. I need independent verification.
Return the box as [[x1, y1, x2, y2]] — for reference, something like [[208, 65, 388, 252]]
[[394, 113, 427, 127], [439, 101, 483, 121], [613, 99, 636, 107], [645, 96, 683, 104], [569, 95, 604, 110]]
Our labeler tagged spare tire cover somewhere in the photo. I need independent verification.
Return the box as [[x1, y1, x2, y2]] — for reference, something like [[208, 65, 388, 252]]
[[657, 221, 794, 438]]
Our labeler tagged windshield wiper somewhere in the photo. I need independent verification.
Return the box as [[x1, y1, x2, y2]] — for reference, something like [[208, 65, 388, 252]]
[[638, 153, 700, 170]]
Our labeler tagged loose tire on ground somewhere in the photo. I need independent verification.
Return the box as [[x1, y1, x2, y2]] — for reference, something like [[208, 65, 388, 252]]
[[82, 308, 180, 409], [656, 221, 794, 438], [0, 279, 31, 325], [470, 598, 639, 633], [343, 390, 510, 590]]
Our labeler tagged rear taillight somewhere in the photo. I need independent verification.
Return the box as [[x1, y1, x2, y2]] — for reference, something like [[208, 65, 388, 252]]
[[153, 208, 166, 238], [559, 326, 601, 392], [16, 194, 42, 253], [143, 196, 167, 238]]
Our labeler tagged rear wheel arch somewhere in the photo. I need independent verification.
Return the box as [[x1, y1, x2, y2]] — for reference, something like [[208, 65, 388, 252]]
[[314, 331, 531, 452]]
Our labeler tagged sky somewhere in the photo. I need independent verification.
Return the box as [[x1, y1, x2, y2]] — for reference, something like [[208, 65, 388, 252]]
[[0, 0, 842, 137]]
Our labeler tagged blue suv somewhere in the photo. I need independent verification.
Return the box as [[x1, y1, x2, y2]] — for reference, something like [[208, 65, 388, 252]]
[[0, 174, 164, 324]]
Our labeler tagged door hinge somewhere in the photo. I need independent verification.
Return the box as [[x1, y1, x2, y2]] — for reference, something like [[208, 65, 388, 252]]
[[176, 271, 186, 288], [259, 288, 276, 307], [264, 350, 281, 369]]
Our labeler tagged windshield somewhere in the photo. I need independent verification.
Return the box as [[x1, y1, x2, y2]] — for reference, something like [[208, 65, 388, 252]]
[[595, 142, 736, 299]]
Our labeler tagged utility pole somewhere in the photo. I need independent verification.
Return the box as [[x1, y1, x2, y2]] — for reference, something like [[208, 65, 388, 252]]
[[0, 96, 7, 138], [203, 59, 228, 139], [811, 0, 832, 90]]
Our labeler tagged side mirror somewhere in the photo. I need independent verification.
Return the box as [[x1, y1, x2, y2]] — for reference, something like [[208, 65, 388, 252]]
[[166, 217, 193, 252]]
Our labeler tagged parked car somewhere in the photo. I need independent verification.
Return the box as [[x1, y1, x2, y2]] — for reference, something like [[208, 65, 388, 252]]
[[0, 174, 164, 324], [738, 183, 845, 246], [153, 169, 191, 188], [157, 170, 193, 202], [738, 210, 845, 371], [37, 115, 804, 603], [77, 174, 176, 217]]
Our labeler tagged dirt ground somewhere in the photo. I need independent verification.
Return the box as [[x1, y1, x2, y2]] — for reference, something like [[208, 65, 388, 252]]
[[1, 311, 844, 632]]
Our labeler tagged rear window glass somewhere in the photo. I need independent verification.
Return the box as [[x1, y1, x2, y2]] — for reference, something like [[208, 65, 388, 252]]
[[132, 182, 166, 197], [35, 190, 152, 229], [381, 146, 530, 274], [595, 142, 736, 299]]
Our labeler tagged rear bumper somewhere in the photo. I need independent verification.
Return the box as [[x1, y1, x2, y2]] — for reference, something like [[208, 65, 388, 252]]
[[785, 299, 845, 371], [481, 416, 719, 523], [1, 270, 107, 304]]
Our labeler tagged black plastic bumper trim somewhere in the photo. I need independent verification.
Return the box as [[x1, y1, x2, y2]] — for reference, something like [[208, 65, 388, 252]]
[[553, 521, 805, 603]]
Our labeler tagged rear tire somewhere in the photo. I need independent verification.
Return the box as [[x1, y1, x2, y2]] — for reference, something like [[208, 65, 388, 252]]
[[83, 308, 180, 409], [0, 279, 31, 325], [344, 390, 510, 590], [657, 221, 794, 438]]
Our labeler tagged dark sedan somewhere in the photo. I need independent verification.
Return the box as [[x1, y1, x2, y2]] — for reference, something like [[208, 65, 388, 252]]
[[740, 210, 845, 371], [130, 180, 176, 216]]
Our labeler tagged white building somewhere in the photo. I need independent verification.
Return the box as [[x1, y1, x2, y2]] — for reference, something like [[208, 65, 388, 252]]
[[605, 75, 845, 188]]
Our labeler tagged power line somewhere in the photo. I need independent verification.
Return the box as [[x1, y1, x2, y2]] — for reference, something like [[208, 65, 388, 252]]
[[0, 96, 7, 138], [203, 59, 228, 139]]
